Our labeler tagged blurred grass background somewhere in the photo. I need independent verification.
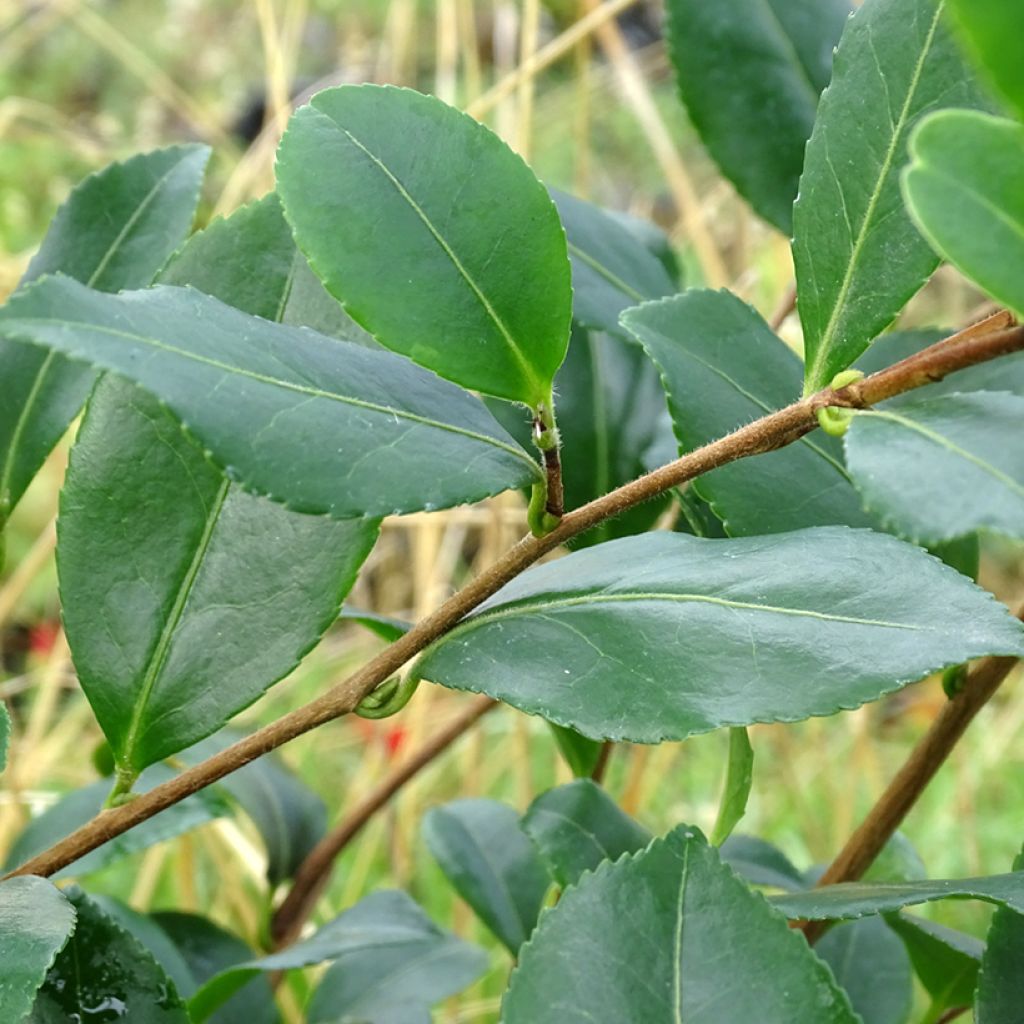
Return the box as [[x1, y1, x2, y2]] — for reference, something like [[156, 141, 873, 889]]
[[1, 1, 1022, 1020]]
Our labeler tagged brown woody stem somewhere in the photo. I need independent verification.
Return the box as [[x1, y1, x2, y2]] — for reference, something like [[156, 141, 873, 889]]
[[6, 312, 1022, 882]]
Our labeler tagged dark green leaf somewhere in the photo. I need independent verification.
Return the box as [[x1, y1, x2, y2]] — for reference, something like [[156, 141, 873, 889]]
[[606, 208, 681, 283], [665, 0, 849, 233], [815, 917, 913, 1024], [152, 912, 278, 1024], [904, 110, 1024, 316], [709, 727, 753, 846], [3, 764, 229, 877], [189, 890, 486, 1022], [795, 0, 989, 392], [504, 826, 860, 1023], [885, 911, 983, 1010], [622, 291, 873, 535], [28, 888, 189, 1023], [414, 527, 1024, 742], [550, 189, 676, 336], [521, 779, 651, 888], [338, 607, 412, 643], [975, 847, 1024, 1022], [277, 84, 571, 407], [719, 835, 807, 892], [423, 798, 549, 953], [773, 872, 1024, 920], [864, 832, 928, 884], [845, 391, 1024, 543], [0, 276, 542, 518], [0, 877, 76, 1023], [0, 145, 208, 526], [548, 722, 605, 778], [948, 0, 1024, 121]]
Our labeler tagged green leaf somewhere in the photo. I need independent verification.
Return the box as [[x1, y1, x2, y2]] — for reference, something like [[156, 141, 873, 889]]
[[423, 798, 549, 953], [277, 84, 571, 407], [947, 0, 1024, 121], [845, 391, 1024, 543], [339, 607, 413, 643], [710, 727, 754, 847], [3, 764, 229, 877], [975, 849, 1024, 1021], [607, 208, 682, 284], [719, 835, 807, 892], [503, 826, 860, 1023], [0, 701, 9, 774], [0, 276, 541, 518], [885, 912, 983, 1010], [815, 917, 914, 1024], [547, 722, 605, 778], [773, 872, 1024, 920], [864, 832, 928, 884], [0, 145, 208, 526], [903, 110, 1024, 315], [188, 890, 486, 1022], [152, 912, 278, 1024], [0, 877, 76, 1023], [521, 780, 652, 889], [180, 730, 327, 887], [795, 0, 989, 392], [665, 0, 850, 233], [27, 888, 189, 1023], [622, 291, 873, 535], [414, 526, 1024, 742], [549, 189, 676, 336]]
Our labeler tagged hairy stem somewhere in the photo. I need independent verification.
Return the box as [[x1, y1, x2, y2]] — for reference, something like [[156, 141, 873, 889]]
[[6, 313, 1022, 882]]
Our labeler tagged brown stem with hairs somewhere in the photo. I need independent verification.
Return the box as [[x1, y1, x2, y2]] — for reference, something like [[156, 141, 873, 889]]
[[5, 311, 1021, 883]]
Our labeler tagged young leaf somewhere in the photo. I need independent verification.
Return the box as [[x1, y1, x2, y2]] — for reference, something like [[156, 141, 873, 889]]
[[0, 145, 208, 527], [709, 727, 754, 847], [947, 0, 1024, 121], [665, 0, 850, 233], [719, 835, 807, 892], [814, 917, 914, 1024], [549, 189, 676, 336], [622, 291, 873, 535], [413, 527, 1024, 742], [521, 780, 652, 889], [845, 391, 1024, 543], [423, 798, 550, 953], [0, 276, 541, 518], [975, 847, 1024, 1022], [29, 888, 189, 1022], [0, 877, 77, 1023], [187, 890, 487, 1022], [3, 765, 229, 878], [795, 0, 989, 392], [276, 84, 571, 407], [503, 826, 860, 1023], [903, 110, 1024, 315]]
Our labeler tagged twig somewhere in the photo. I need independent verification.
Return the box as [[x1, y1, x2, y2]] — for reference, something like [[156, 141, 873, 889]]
[[769, 283, 797, 332], [6, 313, 1022, 882], [799, 605, 1024, 944], [934, 1007, 970, 1024], [270, 694, 497, 948], [590, 742, 614, 784]]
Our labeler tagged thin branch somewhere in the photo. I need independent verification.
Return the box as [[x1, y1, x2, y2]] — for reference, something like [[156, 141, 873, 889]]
[[799, 603, 1024, 944], [6, 313, 1022, 882], [769, 282, 797, 332], [590, 741, 614, 784], [270, 694, 497, 948]]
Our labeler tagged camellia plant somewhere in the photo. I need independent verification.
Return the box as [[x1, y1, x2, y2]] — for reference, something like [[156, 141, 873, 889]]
[[2, 0, 1024, 1019]]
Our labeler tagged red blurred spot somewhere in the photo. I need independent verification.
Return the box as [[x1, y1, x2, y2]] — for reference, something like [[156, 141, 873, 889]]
[[29, 621, 59, 654]]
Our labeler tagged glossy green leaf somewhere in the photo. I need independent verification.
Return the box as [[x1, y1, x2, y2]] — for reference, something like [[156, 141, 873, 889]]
[[504, 826, 860, 1023], [0, 145, 208, 527], [521, 780, 652, 889], [622, 291, 873, 535], [189, 890, 486, 1022], [549, 189, 676, 336], [885, 912, 983, 1010], [0, 276, 541, 517], [423, 798, 549, 952], [815, 917, 914, 1024], [773, 871, 1024, 920], [548, 722, 604, 778], [277, 84, 571, 407], [948, 0, 1024, 121], [58, 375, 379, 777], [27, 888, 189, 1023], [414, 526, 1024, 743], [845, 391, 1024, 543], [152, 912, 278, 1024], [719, 835, 807, 892], [904, 110, 1024, 315], [180, 730, 327, 887], [976, 849, 1024, 1022], [3, 765, 229, 878], [795, 0, 989, 392], [665, 0, 849, 233], [710, 727, 753, 846], [0, 877, 76, 1023]]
